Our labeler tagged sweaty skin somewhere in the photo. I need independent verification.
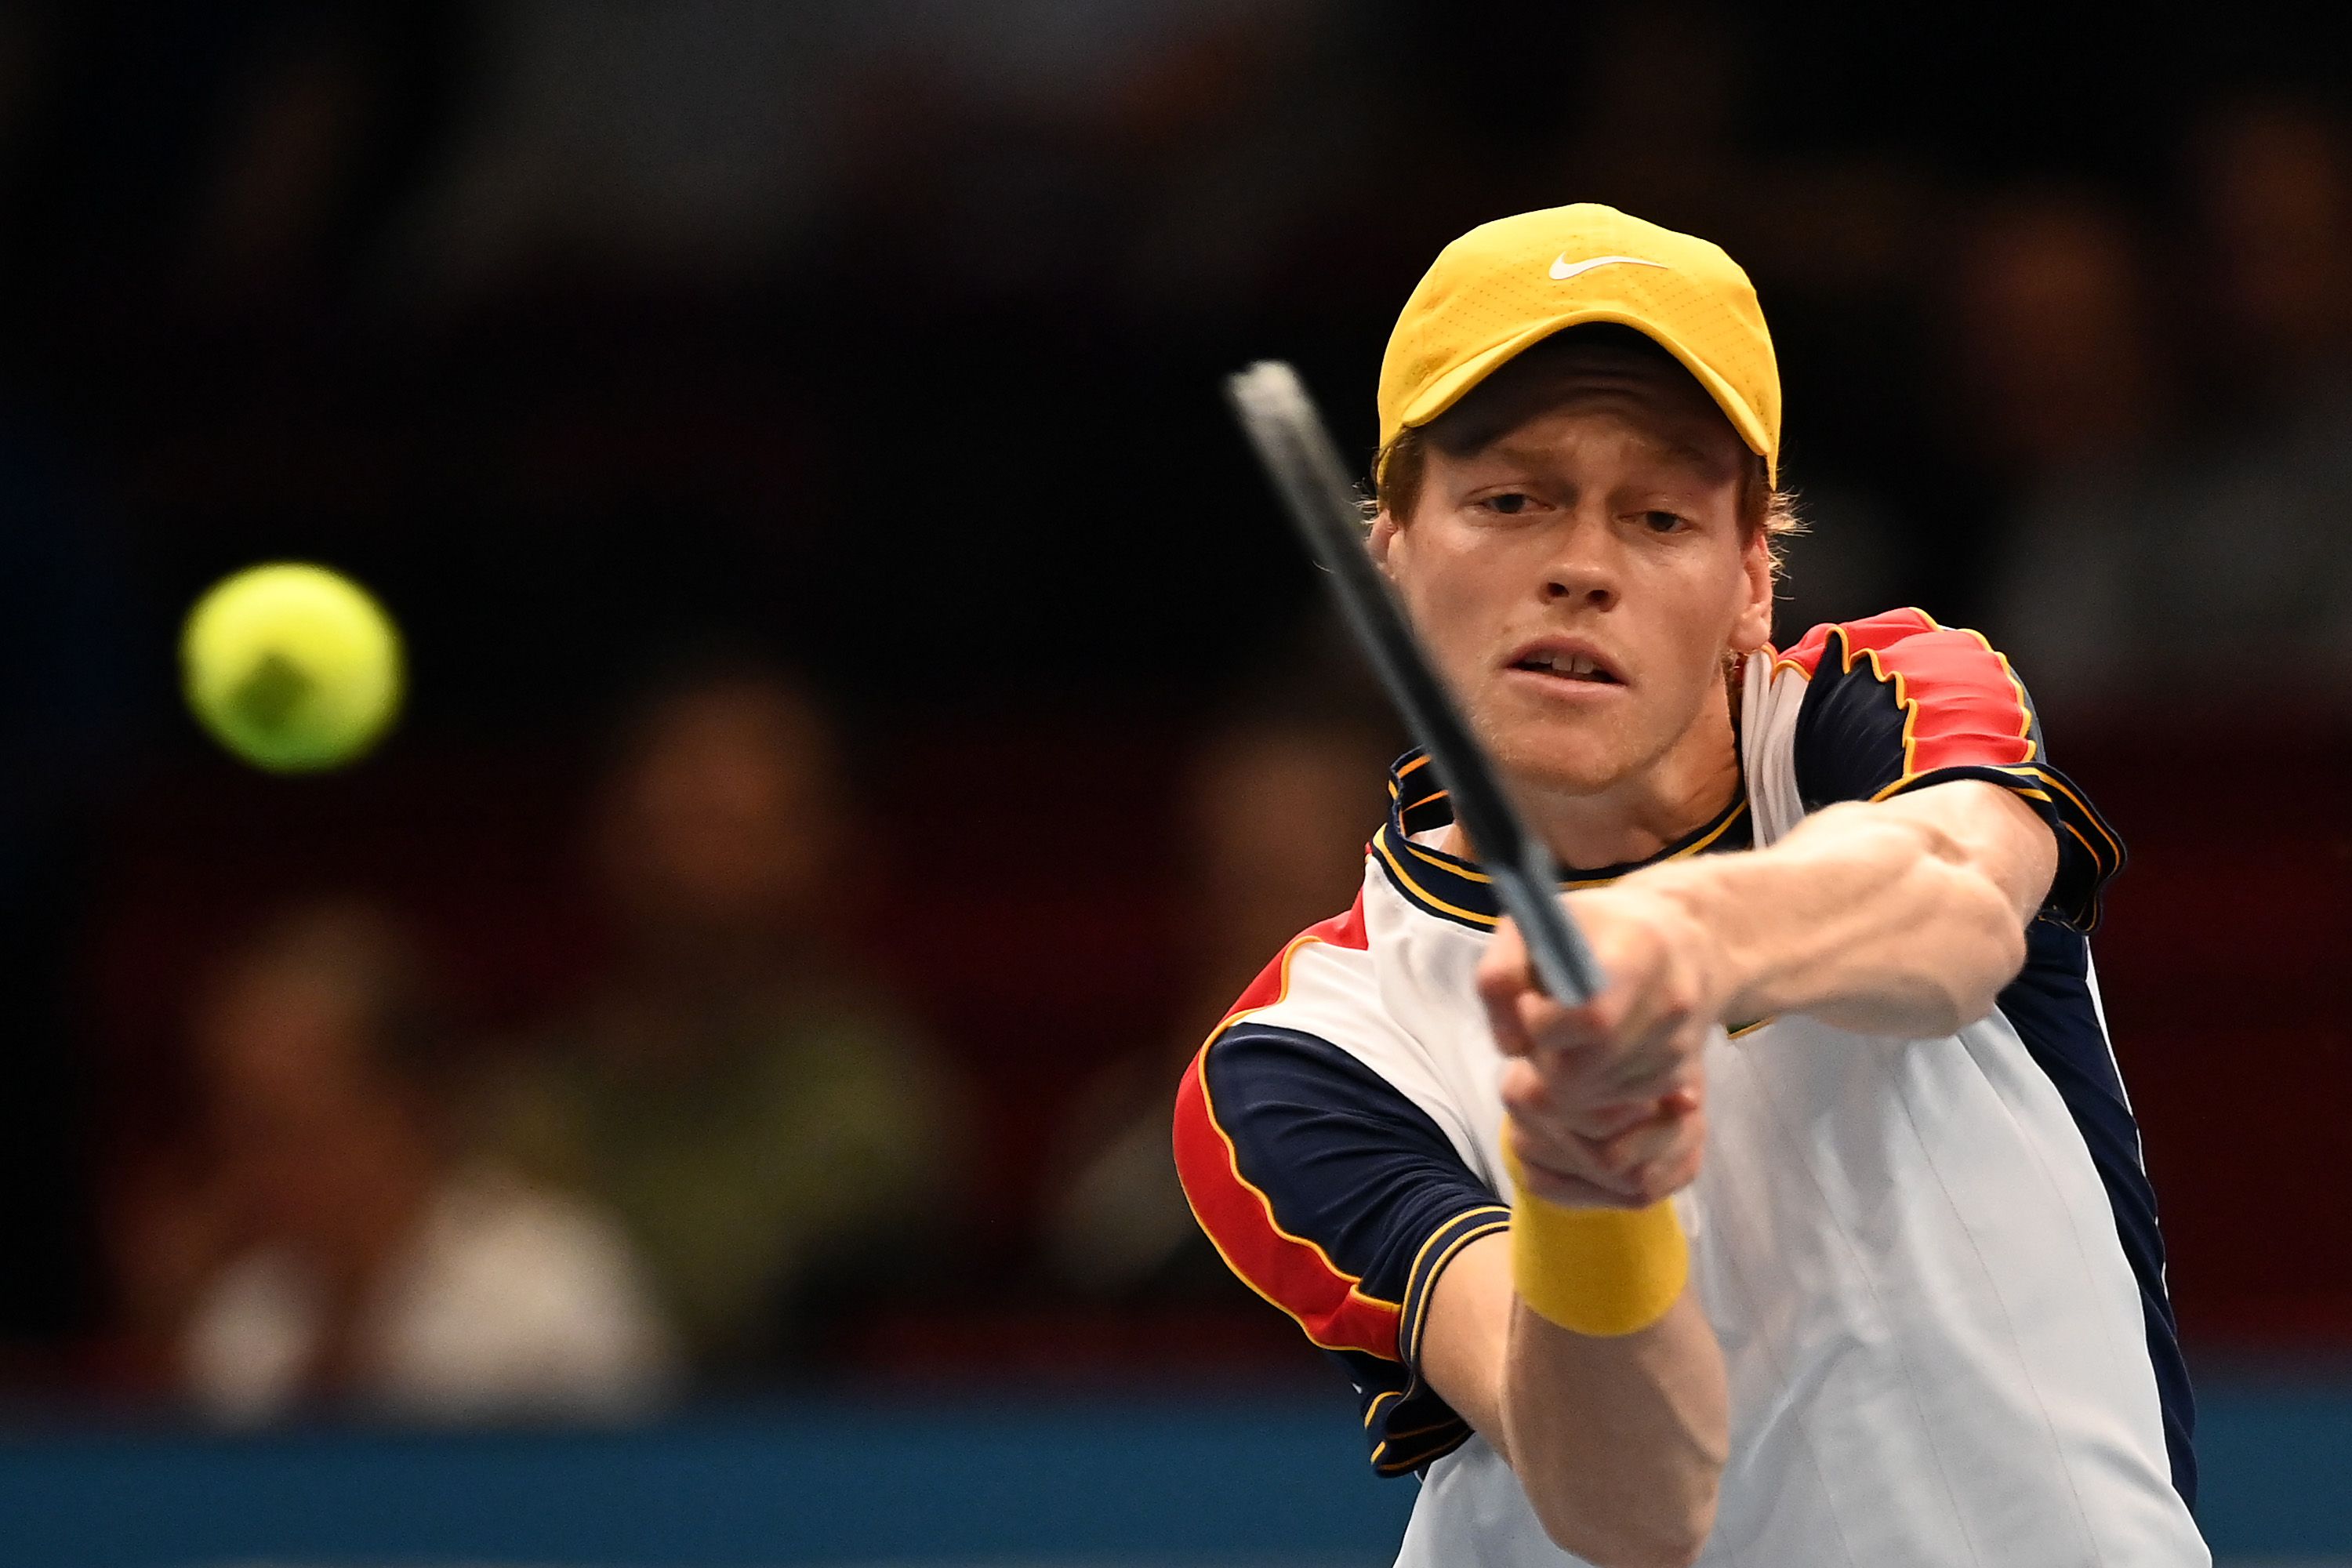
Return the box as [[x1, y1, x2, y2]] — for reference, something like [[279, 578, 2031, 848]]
[[1370, 344, 2057, 1568]]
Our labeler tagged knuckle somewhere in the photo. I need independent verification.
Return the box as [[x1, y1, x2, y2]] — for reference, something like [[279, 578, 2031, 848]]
[[1544, 1009, 1592, 1049], [1522, 1159, 1588, 1206], [1512, 1117, 1570, 1163], [1500, 1065, 1546, 1115], [1538, 1174, 1593, 1207], [1635, 1159, 1679, 1203]]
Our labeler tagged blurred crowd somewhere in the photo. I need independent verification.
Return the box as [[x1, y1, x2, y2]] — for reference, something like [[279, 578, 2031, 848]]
[[0, 2, 2347, 1421], [2, 4, 2347, 711], [95, 662, 958, 1418], [82, 655, 1390, 1421]]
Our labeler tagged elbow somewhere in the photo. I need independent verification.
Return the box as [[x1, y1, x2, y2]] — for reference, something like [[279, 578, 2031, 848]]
[[1933, 869, 2031, 1029], [1914, 815, 2035, 1023], [1880, 855, 2028, 1036], [1521, 1453, 1722, 1568], [1529, 1496, 1717, 1568]]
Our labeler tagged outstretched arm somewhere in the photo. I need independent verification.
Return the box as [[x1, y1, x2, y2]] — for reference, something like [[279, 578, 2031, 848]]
[[1422, 1229, 1728, 1568], [1417, 779, 2057, 1567], [1638, 777, 2056, 1039]]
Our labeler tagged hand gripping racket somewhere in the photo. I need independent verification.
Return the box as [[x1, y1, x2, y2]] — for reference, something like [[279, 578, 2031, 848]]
[[1225, 360, 1602, 1004]]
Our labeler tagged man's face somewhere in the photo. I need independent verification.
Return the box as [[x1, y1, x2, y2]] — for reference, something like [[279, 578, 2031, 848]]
[[1370, 346, 1774, 801]]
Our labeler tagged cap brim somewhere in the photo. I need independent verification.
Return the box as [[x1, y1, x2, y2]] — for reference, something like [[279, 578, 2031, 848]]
[[1395, 308, 1777, 484]]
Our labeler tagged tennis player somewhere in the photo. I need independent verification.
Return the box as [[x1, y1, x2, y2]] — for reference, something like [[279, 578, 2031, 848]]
[[1174, 205, 2206, 1567]]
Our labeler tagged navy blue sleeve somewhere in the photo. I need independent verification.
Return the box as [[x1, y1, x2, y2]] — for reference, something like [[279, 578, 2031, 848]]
[[1174, 1022, 1508, 1475]]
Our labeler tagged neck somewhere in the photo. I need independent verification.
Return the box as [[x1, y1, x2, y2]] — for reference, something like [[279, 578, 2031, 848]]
[[1443, 688, 1743, 873]]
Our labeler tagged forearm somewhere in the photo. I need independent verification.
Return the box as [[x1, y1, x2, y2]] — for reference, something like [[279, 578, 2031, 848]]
[[1632, 782, 2049, 1036], [1425, 1234, 1726, 1568], [1504, 1289, 1726, 1568]]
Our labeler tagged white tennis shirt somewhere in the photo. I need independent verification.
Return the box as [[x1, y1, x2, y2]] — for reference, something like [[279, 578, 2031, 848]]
[[1175, 611, 2207, 1566]]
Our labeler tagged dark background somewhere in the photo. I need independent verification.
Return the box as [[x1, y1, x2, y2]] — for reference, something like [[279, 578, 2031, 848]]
[[2, 0, 2348, 1469]]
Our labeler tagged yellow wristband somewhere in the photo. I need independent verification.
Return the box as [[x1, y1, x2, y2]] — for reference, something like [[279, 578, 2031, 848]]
[[1502, 1139, 1689, 1338]]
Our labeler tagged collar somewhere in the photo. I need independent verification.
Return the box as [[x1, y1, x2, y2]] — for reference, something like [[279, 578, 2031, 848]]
[[1370, 748, 1751, 931]]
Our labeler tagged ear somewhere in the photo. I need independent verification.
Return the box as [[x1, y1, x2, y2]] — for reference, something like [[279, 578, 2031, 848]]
[[1730, 527, 1775, 653], [1367, 510, 1402, 579]]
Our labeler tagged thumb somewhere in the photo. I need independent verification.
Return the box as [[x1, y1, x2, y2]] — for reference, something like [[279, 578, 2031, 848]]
[[1477, 918, 1539, 1058]]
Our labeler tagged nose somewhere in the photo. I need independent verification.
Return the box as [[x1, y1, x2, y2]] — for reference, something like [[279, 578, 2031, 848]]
[[1541, 521, 1620, 611]]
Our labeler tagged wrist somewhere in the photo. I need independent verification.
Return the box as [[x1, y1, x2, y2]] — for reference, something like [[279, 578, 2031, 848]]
[[1628, 860, 1755, 1023], [1502, 1137, 1689, 1338]]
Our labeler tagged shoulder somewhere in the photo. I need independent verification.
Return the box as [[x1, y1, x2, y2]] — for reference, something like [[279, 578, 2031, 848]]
[[1219, 892, 1375, 1018], [1171, 1019, 1508, 1396], [1167, 901, 1508, 1475], [1172, 893, 1409, 1160], [1171, 895, 1500, 1346], [1753, 609, 2125, 930], [1768, 608, 2041, 805], [1183, 890, 1477, 1154], [1780, 609, 2035, 749], [1197, 891, 1415, 1082]]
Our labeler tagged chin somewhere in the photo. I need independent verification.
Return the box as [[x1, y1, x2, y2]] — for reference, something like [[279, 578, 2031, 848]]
[[1484, 721, 1641, 800]]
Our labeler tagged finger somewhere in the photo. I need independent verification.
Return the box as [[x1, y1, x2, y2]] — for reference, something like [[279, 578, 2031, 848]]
[[1624, 1111, 1708, 1204], [1508, 1051, 1653, 1145], [1477, 921, 1541, 1058], [1590, 1101, 1697, 1177], [1512, 1033, 1675, 1140], [1509, 1146, 1654, 1211], [1557, 1095, 1658, 1142], [1536, 1041, 1671, 1120], [1498, 1057, 1553, 1123], [1522, 967, 1675, 1096], [1507, 1112, 1645, 1202], [1596, 1012, 1713, 1106], [1552, 1066, 1702, 1142], [1515, 985, 1607, 1058]]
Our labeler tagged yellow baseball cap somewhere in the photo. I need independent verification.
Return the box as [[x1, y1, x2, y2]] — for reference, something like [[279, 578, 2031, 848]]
[[1377, 203, 1780, 483]]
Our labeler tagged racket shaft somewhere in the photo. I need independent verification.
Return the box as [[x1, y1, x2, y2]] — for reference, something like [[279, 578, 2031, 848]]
[[1225, 361, 1601, 1003]]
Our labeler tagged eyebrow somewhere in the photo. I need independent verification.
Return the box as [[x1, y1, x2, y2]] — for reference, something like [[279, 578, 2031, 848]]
[[1483, 427, 1729, 481], [1652, 434, 1725, 474]]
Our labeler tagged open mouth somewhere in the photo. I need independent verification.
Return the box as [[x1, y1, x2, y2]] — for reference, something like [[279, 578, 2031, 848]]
[[1510, 648, 1623, 685]]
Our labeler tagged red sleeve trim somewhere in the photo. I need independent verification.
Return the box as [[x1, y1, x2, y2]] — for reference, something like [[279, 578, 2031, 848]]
[[1171, 895, 1401, 1359], [1780, 608, 2038, 777]]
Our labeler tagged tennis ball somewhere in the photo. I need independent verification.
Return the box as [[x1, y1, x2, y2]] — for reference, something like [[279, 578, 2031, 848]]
[[181, 563, 405, 772]]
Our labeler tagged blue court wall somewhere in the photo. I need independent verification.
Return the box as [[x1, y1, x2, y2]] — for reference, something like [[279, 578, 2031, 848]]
[[2, 1384, 2346, 1566]]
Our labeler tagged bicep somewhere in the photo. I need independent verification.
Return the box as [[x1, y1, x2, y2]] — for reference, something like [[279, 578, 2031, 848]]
[[1416, 1229, 1515, 1461]]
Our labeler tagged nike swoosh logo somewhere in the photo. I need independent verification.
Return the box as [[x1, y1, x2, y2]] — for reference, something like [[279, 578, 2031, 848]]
[[1548, 253, 1668, 281]]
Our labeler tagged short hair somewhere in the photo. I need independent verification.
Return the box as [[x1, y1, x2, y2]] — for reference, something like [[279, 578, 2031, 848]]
[[1370, 325, 1801, 576]]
